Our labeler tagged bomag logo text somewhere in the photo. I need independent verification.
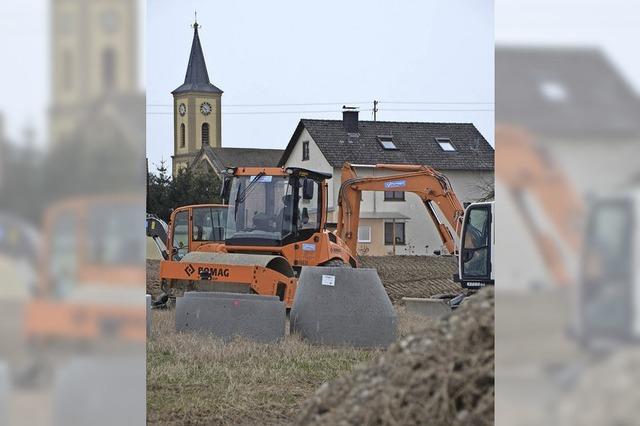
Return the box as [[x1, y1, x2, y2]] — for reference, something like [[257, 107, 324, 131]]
[[198, 267, 230, 278]]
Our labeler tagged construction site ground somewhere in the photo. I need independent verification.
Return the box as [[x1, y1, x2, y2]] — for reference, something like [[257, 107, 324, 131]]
[[146, 256, 492, 425]]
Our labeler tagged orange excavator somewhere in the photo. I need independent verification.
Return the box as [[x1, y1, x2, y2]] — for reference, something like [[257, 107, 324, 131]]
[[496, 125, 583, 286], [337, 163, 464, 256], [158, 162, 484, 307]]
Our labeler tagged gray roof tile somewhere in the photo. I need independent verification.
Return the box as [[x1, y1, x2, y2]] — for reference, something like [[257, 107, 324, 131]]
[[172, 24, 223, 95], [191, 146, 284, 172], [497, 46, 640, 138], [280, 119, 494, 170]]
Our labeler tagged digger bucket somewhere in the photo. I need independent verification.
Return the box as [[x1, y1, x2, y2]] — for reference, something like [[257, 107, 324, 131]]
[[290, 267, 397, 348]]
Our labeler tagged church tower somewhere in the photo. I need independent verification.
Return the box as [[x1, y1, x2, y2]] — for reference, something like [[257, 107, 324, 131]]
[[50, 0, 138, 145], [172, 19, 223, 176]]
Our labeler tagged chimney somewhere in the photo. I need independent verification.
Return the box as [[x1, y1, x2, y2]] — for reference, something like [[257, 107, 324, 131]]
[[342, 106, 359, 133]]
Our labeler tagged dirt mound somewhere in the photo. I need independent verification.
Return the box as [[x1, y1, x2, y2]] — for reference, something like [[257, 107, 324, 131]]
[[296, 287, 494, 426], [360, 256, 459, 301], [557, 349, 640, 425]]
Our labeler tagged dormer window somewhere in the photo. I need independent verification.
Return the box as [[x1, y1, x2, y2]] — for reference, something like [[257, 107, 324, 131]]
[[539, 80, 568, 103], [378, 135, 397, 150], [436, 138, 456, 151]]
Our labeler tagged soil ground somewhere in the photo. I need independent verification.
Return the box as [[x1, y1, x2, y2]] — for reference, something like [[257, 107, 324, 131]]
[[146, 255, 489, 425]]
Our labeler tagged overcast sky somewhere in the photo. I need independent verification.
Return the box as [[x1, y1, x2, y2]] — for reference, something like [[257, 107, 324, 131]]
[[145, 0, 495, 169], [1, 0, 638, 160]]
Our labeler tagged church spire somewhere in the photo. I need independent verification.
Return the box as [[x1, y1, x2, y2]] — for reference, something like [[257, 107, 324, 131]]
[[172, 14, 223, 94]]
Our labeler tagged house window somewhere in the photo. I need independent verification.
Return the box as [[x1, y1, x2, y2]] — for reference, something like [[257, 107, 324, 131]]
[[384, 222, 406, 245], [180, 124, 185, 148], [358, 226, 371, 243], [202, 123, 209, 145], [384, 191, 405, 201], [436, 137, 456, 151], [302, 141, 310, 161], [102, 47, 115, 89], [377, 135, 397, 150], [62, 50, 73, 91], [539, 80, 569, 103]]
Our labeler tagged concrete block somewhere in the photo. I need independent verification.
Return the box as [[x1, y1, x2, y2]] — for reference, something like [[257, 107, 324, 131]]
[[0, 361, 8, 426], [53, 356, 146, 426], [146, 294, 152, 337], [290, 267, 397, 348], [403, 297, 452, 319], [176, 292, 286, 342]]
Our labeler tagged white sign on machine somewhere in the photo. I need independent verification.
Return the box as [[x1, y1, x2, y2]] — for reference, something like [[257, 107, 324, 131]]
[[321, 275, 335, 287]]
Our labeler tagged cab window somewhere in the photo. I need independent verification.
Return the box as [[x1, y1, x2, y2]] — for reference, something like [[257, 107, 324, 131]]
[[298, 178, 321, 233], [193, 207, 227, 242], [172, 210, 189, 260], [461, 206, 491, 278]]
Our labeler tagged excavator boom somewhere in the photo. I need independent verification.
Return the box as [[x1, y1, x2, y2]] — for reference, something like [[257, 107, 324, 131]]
[[337, 163, 465, 255]]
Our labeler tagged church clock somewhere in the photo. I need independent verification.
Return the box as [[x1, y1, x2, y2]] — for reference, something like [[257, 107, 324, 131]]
[[200, 102, 212, 116]]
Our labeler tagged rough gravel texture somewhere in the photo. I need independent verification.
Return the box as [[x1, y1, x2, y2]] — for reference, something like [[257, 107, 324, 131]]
[[295, 287, 495, 426], [360, 255, 460, 301], [557, 349, 640, 426]]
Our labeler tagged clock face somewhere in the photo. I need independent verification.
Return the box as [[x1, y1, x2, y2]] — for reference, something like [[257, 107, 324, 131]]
[[178, 103, 186, 116], [200, 102, 212, 116]]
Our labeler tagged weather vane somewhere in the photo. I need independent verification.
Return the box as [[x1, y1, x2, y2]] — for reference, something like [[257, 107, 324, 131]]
[[192, 11, 200, 29]]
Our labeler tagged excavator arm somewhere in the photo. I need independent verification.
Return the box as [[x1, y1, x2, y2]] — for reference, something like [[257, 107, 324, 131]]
[[496, 125, 583, 286], [336, 163, 465, 256]]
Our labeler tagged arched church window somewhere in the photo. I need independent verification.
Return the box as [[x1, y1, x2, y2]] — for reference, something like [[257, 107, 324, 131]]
[[102, 48, 116, 89], [202, 123, 210, 145], [62, 50, 73, 91], [180, 124, 185, 148]]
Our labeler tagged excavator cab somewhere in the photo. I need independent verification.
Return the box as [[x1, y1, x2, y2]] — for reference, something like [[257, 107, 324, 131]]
[[456, 202, 495, 288], [221, 167, 331, 247], [578, 194, 636, 345], [166, 204, 228, 261]]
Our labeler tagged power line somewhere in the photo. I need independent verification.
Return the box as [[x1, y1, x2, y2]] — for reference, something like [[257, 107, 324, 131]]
[[146, 109, 374, 116], [145, 100, 494, 108], [146, 107, 492, 116], [146, 101, 370, 108], [380, 108, 494, 112]]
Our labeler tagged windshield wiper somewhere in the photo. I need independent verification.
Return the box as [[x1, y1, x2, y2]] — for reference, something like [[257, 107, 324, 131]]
[[237, 172, 265, 204], [234, 172, 266, 219]]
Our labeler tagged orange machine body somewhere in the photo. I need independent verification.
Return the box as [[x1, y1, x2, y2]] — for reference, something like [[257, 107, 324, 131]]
[[160, 164, 465, 306], [159, 168, 355, 308], [25, 194, 146, 343], [337, 163, 465, 255], [496, 125, 583, 286]]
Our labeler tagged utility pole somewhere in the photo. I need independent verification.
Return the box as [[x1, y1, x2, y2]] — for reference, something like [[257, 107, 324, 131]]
[[373, 100, 379, 122]]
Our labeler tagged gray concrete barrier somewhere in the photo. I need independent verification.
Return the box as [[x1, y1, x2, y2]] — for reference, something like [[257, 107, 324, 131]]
[[403, 297, 452, 319], [0, 360, 8, 426], [146, 294, 152, 337], [290, 267, 397, 348], [176, 292, 286, 342], [53, 356, 146, 426]]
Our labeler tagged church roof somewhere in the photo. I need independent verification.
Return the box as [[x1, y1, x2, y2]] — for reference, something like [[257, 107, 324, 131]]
[[172, 22, 223, 95], [190, 146, 284, 174]]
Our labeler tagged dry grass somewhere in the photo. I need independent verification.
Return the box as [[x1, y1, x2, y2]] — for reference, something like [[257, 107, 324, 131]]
[[147, 308, 428, 425]]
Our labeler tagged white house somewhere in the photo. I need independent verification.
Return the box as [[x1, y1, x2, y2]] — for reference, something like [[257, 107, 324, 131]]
[[279, 109, 495, 256], [497, 46, 640, 289]]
